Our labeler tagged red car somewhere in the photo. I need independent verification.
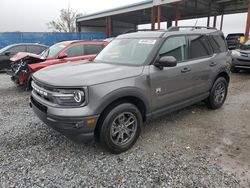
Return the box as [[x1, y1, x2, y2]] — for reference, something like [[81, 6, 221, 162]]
[[8, 40, 107, 89]]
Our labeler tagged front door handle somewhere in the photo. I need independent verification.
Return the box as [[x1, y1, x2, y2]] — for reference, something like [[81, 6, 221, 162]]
[[181, 67, 191, 73], [210, 62, 217, 67]]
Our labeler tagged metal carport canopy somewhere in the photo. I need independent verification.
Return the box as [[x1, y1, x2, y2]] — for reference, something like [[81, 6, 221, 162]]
[[76, 0, 250, 39]]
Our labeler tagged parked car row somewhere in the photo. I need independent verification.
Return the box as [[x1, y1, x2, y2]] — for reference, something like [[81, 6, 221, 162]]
[[0, 27, 248, 153], [6, 40, 107, 89]]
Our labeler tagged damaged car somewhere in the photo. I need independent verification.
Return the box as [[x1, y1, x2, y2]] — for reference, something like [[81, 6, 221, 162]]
[[0, 43, 47, 72], [8, 40, 107, 89]]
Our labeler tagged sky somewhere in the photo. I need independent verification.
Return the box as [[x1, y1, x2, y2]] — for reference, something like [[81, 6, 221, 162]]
[[0, 0, 247, 36]]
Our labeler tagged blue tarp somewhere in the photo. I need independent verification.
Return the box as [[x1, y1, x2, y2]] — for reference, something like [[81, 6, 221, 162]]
[[0, 32, 107, 48]]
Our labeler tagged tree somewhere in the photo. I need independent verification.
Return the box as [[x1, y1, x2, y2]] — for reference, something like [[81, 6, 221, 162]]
[[47, 5, 80, 32]]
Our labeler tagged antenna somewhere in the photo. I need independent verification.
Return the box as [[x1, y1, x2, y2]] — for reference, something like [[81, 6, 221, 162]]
[[194, 20, 198, 27]]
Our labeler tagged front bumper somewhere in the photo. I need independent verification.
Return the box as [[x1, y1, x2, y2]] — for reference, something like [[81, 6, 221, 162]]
[[30, 96, 99, 142], [232, 57, 250, 69]]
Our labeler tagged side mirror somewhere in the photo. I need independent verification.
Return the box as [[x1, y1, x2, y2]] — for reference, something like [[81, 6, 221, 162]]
[[155, 56, 177, 69], [57, 52, 68, 59], [4, 51, 11, 56]]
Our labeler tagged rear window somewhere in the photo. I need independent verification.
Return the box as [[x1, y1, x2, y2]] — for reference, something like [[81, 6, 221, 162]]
[[208, 35, 227, 53], [189, 35, 212, 59], [226, 34, 244, 40], [27, 45, 46, 54]]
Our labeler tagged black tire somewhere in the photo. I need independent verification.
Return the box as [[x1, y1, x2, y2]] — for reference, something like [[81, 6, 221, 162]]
[[205, 77, 228, 110], [231, 67, 240, 73], [99, 103, 142, 154]]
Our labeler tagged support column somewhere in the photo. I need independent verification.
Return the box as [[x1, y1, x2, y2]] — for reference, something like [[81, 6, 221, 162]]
[[106, 16, 112, 38], [151, 7, 156, 30], [175, 5, 180, 27], [167, 20, 173, 28], [157, 6, 161, 30], [220, 12, 224, 30], [245, 0, 250, 41], [207, 16, 211, 27], [207, 1, 211, 27], [213, 15, 217, 28], [77, 23, 81, 32]]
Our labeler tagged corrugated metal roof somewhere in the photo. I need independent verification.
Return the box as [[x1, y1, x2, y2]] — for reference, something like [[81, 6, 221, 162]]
[[76, 0, 154, 22]]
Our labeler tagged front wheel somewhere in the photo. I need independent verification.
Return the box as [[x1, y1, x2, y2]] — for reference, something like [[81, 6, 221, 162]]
[[205, 77, 228, 110], [99, 103, 142, 154]]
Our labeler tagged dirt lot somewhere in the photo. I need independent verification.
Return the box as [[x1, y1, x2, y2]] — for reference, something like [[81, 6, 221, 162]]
[[0, 72, 250, 187]]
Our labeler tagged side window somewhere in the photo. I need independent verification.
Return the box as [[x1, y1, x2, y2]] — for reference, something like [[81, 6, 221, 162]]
[[84, 44, 104, 55], [208, 35, 227, 53], [65, 44, 84, 57], [189, 35, 212, 59], [159, 36, 187, 62], [9, 45, 26, 54]]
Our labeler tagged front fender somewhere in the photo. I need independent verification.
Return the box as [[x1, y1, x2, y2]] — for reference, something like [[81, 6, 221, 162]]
[[94, 87, 151, 115]]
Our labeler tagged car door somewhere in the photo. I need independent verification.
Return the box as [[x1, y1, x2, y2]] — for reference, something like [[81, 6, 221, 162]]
[[186, 34, 214, 94], [149, 35, 212, 113], [149, 35, 193, 112]]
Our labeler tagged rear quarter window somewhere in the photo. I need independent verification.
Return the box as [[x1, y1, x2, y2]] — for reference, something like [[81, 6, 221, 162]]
[[208, 35, 227, 53], [188, 35, 212, 59]]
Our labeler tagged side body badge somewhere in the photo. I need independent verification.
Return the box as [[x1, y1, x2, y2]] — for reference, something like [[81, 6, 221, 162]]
[[156, 87, 162, 94]]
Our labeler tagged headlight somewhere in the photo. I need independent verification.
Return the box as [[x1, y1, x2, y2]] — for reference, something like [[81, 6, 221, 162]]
[[52, 89, 85, 106], [231, 50, 240, 56]]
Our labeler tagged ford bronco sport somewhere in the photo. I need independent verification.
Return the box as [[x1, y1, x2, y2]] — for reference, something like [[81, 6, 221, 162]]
[[30, 26, 231, 153]]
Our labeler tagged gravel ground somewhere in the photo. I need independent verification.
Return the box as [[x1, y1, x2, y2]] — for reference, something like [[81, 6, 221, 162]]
[[0, 72, 250, 187]]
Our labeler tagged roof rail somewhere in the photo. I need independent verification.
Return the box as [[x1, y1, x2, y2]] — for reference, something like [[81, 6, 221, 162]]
[[168, 26, 217, 31], [123, 29, 166, 34]]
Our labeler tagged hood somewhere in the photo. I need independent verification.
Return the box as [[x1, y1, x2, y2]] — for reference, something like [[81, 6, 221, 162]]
[[28, 59, 62, 71], [236, 44, 250, 52], [33, 61, 144, 86], [10, 52, 45, 62]]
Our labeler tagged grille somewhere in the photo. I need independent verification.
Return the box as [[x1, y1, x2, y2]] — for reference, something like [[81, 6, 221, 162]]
[[32, 80, 54, 103], [240, 52, 249, 57], [237, 58, 250, 62]]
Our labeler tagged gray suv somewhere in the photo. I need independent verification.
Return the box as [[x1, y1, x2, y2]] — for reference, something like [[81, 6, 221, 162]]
[[30, 27, 231, 153]]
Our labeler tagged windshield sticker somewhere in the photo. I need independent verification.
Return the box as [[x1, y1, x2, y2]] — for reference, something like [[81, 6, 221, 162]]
[[138, 40, 156, 45]]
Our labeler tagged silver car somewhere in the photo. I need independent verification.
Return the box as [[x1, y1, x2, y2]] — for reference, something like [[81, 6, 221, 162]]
[[30, 27, 231, 153], [231, 39, 250, 73]]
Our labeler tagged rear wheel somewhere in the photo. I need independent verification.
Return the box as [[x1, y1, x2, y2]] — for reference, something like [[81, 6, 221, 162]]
[[205, 77, 228, 109], [99, 103, 142, 154]]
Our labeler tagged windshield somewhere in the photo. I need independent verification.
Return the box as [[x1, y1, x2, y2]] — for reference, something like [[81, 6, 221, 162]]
[[40, 43, 66, 58], [95, 38, 157, 65], [226, 34, 243, 40]]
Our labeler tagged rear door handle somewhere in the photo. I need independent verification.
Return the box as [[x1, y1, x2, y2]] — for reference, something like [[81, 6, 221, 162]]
[[181, 67, 191, 73], [210, 62, 217, 67]]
